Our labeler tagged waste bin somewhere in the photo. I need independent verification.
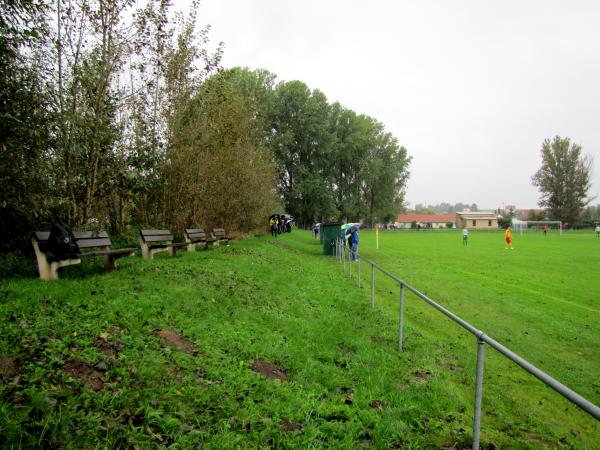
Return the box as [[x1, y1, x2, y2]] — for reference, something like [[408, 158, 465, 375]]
[[321, 223, 342, 255]]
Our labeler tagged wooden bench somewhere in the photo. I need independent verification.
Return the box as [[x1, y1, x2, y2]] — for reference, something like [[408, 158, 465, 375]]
[[211, 228, 232, 245], [31, 231, 135, 281], [139, 229, 187, 259], [184, 228, 216, 252]]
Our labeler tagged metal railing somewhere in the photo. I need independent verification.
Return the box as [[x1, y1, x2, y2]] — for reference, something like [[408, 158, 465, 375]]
[[334, 238, 600, 449]]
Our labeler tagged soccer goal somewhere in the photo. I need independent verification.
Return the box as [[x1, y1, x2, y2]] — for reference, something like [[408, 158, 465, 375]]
[[513, 220, 562, 235]]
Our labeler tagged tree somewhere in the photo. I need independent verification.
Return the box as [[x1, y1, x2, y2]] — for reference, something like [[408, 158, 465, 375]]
[[531, 136, 593, 224], [0, 0, 53, 250], [166, 71, 278, 233], [269, 80, 337, 227]]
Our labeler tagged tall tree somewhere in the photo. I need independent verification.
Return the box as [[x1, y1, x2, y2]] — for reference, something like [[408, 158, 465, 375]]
[[360, 119, 410, 227], [0, 0, 52, 250], [269, 80, 336, 226], [531, 136, 593, 224]]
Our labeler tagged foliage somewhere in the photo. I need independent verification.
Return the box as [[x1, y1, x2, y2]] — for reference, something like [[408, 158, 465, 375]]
[[413, 202, 478, 214], [167, 71, 278, 233], [227, 70, 412, 228], [1, 2, 409, 251], [0, 0, 53, 250], [531, 136, 593, 224]]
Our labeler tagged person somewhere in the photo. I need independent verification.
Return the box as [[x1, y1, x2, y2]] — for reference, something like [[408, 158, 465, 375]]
[[505, 226, 513, 250], [462, 227, 468, 246], [595, 224, 600, 238], [543, 224, 548, 236], [349, 228, 359, 261], [314, 225, 319, 239], [270, 217, 278, 237]]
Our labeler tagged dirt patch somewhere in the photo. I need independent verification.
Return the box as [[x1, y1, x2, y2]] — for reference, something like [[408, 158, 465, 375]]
[[369, 400, 384, 409], [0, 354, 16, 378], [93, 337, 124, 357], [412, 370, 434, 385], [252, 360, 287, 381], [281, 419, 302, 432], [525, 432, 556, 448], [63, 358, 104, 391], [442, 361, 464, 372], [155, 329, 197, 355]]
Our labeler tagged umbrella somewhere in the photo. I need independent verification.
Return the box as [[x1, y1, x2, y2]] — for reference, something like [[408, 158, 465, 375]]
[[345, 223, 361, 235], [282, 214, 295, 223]]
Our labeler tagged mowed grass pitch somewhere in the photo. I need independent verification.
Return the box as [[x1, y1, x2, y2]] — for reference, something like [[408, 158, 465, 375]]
[[0, 229, 598, 448], [350, 228, 600, 443]]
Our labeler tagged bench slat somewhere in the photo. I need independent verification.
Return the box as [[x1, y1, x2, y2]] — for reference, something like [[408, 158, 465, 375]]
[[77, 238, 112, 248], [185, 229, 205, 234], [140, 229, 172, 236], [142, 234, 174, 243], [34, 231, 111, 244]]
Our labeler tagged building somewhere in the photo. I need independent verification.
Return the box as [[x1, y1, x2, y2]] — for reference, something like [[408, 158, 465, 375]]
[[455, 211, 498, 229], [395, 213, 456, 229]]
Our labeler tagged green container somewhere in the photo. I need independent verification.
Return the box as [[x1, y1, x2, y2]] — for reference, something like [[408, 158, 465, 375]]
[[321, 223, 342, 255]]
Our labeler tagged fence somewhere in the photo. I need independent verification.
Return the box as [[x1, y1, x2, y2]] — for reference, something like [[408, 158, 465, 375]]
[[333, 238, 600, 449]]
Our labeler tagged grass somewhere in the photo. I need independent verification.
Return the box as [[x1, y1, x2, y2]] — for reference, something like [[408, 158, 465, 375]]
[[0, 230, 598, 448]]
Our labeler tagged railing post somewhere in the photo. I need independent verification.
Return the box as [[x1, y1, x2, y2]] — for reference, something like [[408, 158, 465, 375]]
[[399, 284, 405, 352], [348, 245, 352, 278], [472, 337, 485, 450], [371, 264, 375, 309], [357, 256, 361, 288]]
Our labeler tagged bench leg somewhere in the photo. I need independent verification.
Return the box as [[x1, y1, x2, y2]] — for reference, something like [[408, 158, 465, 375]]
[[140, 238, 152, 260], [38, 259, 56, 281], [168, 245, 175, 257], [103, 254, 116, 270], [187, 243, 196, 252]]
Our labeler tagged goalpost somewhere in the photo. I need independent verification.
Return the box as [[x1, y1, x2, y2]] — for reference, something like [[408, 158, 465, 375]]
[[513, 220, 563, 235]]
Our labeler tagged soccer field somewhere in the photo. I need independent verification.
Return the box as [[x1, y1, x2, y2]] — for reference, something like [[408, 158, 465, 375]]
[[355, 229, 600, 413]]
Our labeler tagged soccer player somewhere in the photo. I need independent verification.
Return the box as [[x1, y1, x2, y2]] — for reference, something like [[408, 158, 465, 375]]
[[462, 227, 468, 246], [595, 224, 600, 238], [505, 226, 513, 250], [543, 224, 548, 236]]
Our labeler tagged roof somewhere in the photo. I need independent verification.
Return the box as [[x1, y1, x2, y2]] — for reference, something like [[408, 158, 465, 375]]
[[456, 211, 498, 220], [396, 213, 456, 223]]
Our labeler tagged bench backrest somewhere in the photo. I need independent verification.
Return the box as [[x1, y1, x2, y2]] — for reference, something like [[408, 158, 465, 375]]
[[185, 228, 207, 242], [140, 229, 174, 243], [34, 231, 112, 251], [213, 228, 228, 239]]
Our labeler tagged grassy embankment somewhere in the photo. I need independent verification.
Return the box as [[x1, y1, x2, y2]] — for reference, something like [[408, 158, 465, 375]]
[[0, 229, 598, 448]]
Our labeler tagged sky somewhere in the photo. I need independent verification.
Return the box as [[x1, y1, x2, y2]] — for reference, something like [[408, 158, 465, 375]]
[[179, 0, 599, 210]]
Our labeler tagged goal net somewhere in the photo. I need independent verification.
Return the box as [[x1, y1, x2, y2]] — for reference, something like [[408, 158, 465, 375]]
[[512, 220, 562, 235]]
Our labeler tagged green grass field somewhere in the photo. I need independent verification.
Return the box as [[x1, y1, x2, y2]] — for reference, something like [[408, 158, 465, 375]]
[[0, 229, 598, 448]]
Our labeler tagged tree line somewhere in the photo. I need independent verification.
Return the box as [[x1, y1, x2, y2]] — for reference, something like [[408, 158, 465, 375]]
[[0, 0, 411, 252]]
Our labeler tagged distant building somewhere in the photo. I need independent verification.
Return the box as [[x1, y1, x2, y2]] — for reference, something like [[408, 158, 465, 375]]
[[395, 213, 456, 229], [455, 211, 498, 229]]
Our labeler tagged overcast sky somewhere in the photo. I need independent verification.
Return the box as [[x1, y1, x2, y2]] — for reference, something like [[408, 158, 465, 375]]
[[184, 0, 600, 210]]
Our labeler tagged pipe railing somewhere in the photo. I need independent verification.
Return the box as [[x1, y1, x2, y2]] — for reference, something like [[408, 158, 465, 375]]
[[335, 238, 600, 449]]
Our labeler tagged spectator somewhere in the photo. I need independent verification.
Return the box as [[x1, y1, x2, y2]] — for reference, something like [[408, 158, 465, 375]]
[[350, 228, 359, 261]]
